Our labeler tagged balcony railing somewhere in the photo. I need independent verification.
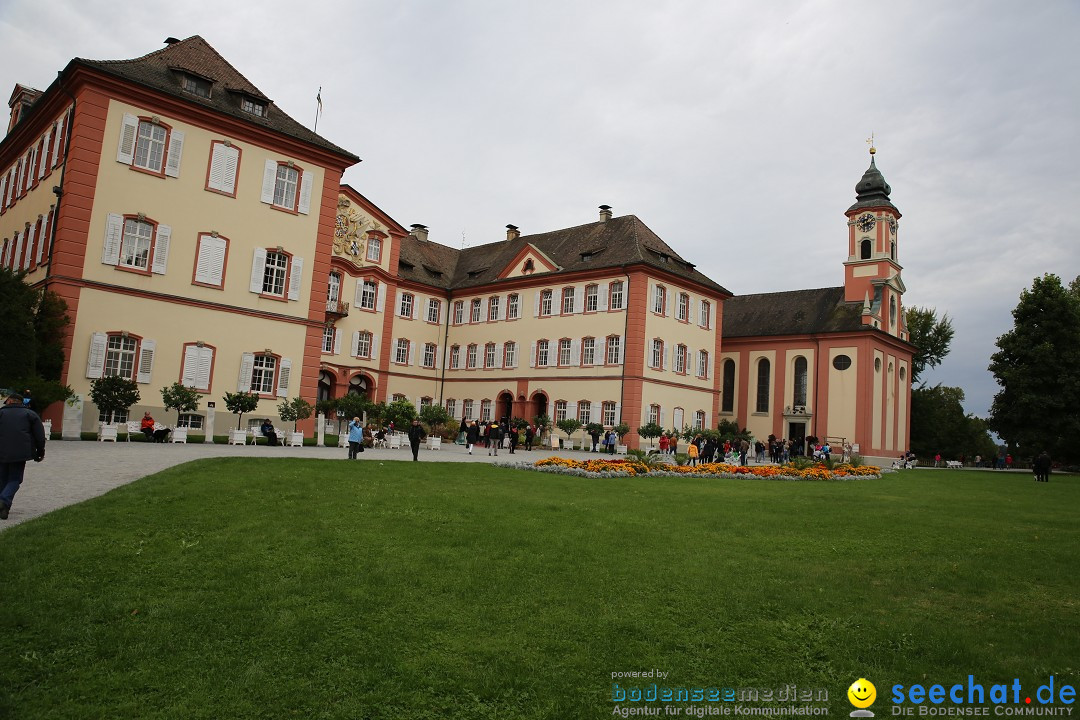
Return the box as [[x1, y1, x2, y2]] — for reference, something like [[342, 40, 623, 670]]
[[326, 300, 350, 318]]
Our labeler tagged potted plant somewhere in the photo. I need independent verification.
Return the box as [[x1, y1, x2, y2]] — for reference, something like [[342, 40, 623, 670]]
[[614, 422, 630, 454], [277, 396, 314, 446], [556, 418, 583, 449], [419, 403, 453, 449], [89, 375, 140, 440], [161, 382, 200, 443], [223, 390, 259, 444], [637, 422, 664, 450]]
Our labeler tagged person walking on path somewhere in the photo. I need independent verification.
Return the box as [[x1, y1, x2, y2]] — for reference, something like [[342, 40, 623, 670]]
[[488, 422, 502, 457], [407, 418, 424, 461], [1, 393, 47, 520], [466, 420, 480, 455], [346, 417, 364, 460], [1033, 451, 1052, 482]]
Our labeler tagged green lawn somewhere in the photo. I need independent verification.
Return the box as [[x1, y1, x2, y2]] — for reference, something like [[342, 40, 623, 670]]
[[1, 461, 1077, 719]]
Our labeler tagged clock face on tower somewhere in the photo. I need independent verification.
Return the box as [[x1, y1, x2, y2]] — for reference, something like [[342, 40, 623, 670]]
[[856, 213, 876, 232]]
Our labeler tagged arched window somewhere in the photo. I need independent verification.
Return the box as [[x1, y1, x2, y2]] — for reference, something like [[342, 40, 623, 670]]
[[756, 358, 770, 413], [860, 238, 872, 259], [793, 356, 807, 408], [722, 359, 735, 413], [890, 296, 897, 325]]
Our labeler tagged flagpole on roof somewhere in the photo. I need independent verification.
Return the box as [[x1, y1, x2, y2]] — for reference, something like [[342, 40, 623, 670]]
[[314, 87, 322, 132]]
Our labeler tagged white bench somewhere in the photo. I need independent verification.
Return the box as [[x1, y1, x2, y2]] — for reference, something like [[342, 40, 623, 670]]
[[287, 431, 303, 447], [388, 434, 402, 449], [171, 427, 188, 444], [125, 420, 141, 441], [99, 423, 119, 442], [426, 436, 441, 450], [229, 429, 248, 445], [945, 460, 963, 469]]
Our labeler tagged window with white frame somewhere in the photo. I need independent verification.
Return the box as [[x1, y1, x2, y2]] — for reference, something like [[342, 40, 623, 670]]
[[420, 397, 432, 409], [446, 399, 457, 418], [327, 272, 341, 307], [423, 343, 436, 368], [395, 339, 410, 365], [105, 335, 138, 379], [322, 325, 335, 353], [559, 339, 572, 366], [603, 401, 617, 426], [537, 340, 549, 366], [133, 120, 168, 173], [694, 410, 705, 430], [471, 298, 482, 323], [426, 298, 441, 324], [250, 354, 277, 395], [674, 344, 687, 374], [392, 393, 406, 403], [453, 300, 464, 324], [241, 97, 266, 117], [261, 250, 288, 296], [555, 400, 568, 422], [504, 341, 516, 367], [178, 413, 204, 429], [653, 285, 666, 314], [273, 164, 299, 210], [466, 344, 478, 369], [698, 350, 710, 378], [356, 331, 372, 359], [606, 336, 621, 364], [488, 296, 500, 321], [699, 300, 711, 328], [484, 343, 497, 368], [585, 284, 598, 312], [450, 345, 460, 369], [651, 339, 664, 369], [582, 337, 595, 365], [508, 293, 520, 319], [120, 217, 154, 270], [540, 289, 553, 316], [578, 401, 591, 424], [399, 292, 414, 317], [648, 404, 660, 425], [99, 409, 129, 424], [359, 280, 377, 310], [463, 399, 474, 419], [481, 400, 492, 422], [562, 287, 575, 314], [677, 293, 689, 321], [366, 234, 382, 262]]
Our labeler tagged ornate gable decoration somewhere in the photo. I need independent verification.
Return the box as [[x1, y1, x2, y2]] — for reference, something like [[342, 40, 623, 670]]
[[498, 243, 560, 279], [334, 194, 385, 267]]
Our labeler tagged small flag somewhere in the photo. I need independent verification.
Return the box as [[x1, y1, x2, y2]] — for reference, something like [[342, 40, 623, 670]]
[[316, 87, 323, 115]]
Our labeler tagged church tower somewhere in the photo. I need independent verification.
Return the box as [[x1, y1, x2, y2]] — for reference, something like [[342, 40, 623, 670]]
[[843, 146, 907, 340]]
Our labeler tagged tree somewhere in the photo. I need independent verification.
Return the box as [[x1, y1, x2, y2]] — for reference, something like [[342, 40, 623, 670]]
[[161, 383, 201, 425], [223, 391, 260, 429], [0, 268, 73, 411], [384, 398, 417, 429], [277, 396, 314, 432], [910, 384, 997, 461], [556, 418, 583, 444], [336, 394, 370, 425], [716, 419, 750, 443], [989, 274, 1080, 461], [89, 376, 140, 424], [637, 422, 663, 448], [419, 403, 453, 435], [613, 423, 630, 442], [905, 306, 955, 385]]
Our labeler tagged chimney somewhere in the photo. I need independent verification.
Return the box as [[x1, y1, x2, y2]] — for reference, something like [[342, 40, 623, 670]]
[[599, 204, 612, 222], [164, 37, 181, 45], [506, 224, 520, 241], [409, 224, 429, 242]]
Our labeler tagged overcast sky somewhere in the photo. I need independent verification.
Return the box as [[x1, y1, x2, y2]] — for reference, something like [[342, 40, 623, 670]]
[[3, 0, 1078, 416]]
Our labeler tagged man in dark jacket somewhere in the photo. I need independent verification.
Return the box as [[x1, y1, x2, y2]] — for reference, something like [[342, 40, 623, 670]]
[[465, 420, 480, 455], [407, 418, 425, 461], [1, 393, 47, 520]]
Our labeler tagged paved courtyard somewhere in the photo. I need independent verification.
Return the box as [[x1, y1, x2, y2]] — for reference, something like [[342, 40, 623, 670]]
[[0, 438, 598, 530]]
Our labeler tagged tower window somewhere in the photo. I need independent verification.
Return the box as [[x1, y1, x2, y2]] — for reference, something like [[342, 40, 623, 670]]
[[860, 238, 872, 259]]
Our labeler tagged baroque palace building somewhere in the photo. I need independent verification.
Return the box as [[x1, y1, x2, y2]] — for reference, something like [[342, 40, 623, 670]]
[[0, 36, 912, 460]]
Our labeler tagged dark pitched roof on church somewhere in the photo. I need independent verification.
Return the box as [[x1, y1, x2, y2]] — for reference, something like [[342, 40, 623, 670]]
[[442, 214, 730, 294], [722, 286, 865, 338], [72, 36, 358, 162]]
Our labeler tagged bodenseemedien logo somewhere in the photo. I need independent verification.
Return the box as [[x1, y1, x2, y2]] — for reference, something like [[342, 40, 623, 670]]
[[849, 678, 877, 717]]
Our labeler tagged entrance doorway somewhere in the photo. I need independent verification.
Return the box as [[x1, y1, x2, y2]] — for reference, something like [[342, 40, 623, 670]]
[[499, 392, 514, 423], [788, 422, 806, 455], [531, 392, 548, 423]]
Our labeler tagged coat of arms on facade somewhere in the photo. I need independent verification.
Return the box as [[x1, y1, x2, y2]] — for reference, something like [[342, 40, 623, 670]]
[[334, 195, 386, 265]]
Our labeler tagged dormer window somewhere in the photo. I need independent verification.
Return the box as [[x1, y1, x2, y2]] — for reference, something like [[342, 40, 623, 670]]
[[241, 97, 266, 117], [181, 74, 212, 99], [581, 253, 593, 262], [659, 254, 670, 263]]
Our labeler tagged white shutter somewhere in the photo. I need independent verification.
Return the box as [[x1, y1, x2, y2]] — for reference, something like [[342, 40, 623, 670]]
[[591, 402, 601, 423], [52, 116, 65, 167], [407, 342, 415, 366], [495, 344, 503, 369], [479, 297, 488, 322], [648, 282, 656, 313], [376, 283, 386, 312], [434, 345, 442, 370], [0, 175, 6, 209], [260, 159, 277, 204], [136, 339, 156, 384], [276, 358, 292, 397], [530, 342, 536, 368], [116, 113, 139, 164], [664, 347, 671, 371], [181, 345, 200, 386], [164, 129, 184, 177], [668, 289, 675, 317], [533, 291, 540, 317], [568, 402, 578, 422], [333, 328, 342, 355], [195, 347, 213, 391], [598, 287, 608, 312], [412, 296, 420, 320], [570, 339, 580, 366], [37, 213, 49, 264], [574, 285, 584, 313], [208, 143, 226, 191], [498, 298, 506, 321], [352, 331, 361, 357], [238, 352, 255, 391], [38, 132, 50, 179], [618, 335, 625, 364], [249, 248, 267, 293], [614, 402, 622, 424], [21, 228, 33, 271], [86, 332, 107, 379], [371, 333, 380, 360], [1, 237, 8, 267], [11, 232, 22, 270], [287, 256, 304, 301], [102, 213, 123, 265], [647, 343, 655, 369], [221, 144, 239, 194], [195, 235, 226, 286], [297, 170, 313, 214], [150, 224, 171, 274], [660, 408, 666, 427]]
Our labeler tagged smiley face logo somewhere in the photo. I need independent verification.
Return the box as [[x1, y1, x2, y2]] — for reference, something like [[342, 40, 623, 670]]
[[848, 678, 876, 709]]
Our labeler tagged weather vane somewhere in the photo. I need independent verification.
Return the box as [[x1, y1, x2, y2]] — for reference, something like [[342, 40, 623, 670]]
[[866, 133, 876, 155]]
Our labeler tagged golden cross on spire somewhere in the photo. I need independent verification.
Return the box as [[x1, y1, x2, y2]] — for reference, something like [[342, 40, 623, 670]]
[[866, 133, 876, 155]]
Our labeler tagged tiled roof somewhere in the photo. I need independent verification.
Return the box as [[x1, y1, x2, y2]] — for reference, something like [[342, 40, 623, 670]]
[[722, 286, 865, 338], [441, 214, 730, 295], [397, 236, 461, 290], [73, 36, 358, 162]]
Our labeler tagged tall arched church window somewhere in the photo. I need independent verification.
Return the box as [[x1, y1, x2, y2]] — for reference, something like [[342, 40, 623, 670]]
[[756, 358, 770, 413], [722, 359, 735, 413], [793, 357, 807, 408]]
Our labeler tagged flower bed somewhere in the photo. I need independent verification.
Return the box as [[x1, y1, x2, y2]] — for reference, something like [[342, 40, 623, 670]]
[[525, 457, 881, 481]]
